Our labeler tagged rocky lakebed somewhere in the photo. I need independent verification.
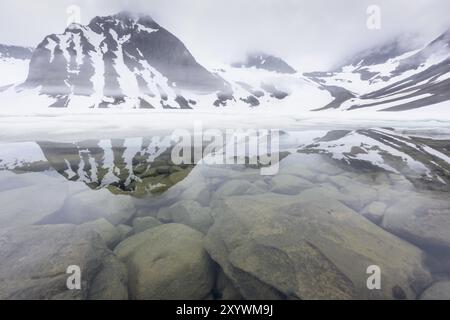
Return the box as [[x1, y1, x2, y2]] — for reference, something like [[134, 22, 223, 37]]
[[0, 128, 450, 300]]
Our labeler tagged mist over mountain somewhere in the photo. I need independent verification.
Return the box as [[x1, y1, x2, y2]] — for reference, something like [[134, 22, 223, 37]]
[[232, 53, 296, 74], [306, 28, 450, 111], [24, 12, 227, 105], [0, 44, 33, 60], [0, 10, 449, 113], [1, 4, 450, 303], [7, 12, 322, 110]]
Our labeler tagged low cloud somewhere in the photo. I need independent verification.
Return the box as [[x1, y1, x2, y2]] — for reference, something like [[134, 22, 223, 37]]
[[1, 0, 449, 71]]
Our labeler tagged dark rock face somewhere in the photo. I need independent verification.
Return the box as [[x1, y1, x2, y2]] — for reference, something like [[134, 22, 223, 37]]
[[261, 83, 289, 99], [233, 53, 296, 74], [24, 12, 226, 98], [0, 44, 33, 60], [240, 95, 260, 107], [313, 86, 355, 111]]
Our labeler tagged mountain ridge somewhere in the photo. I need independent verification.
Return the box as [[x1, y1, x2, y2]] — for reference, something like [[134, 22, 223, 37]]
[[1, 12, 449, 113], [232, 52, 297, 74], [305, 28, 450, 111]]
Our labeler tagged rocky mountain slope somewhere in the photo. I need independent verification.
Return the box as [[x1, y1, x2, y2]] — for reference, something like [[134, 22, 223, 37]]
[[22, 12, 227, 109], [306, 30, 450, 111], [0, 12, 326, 110]]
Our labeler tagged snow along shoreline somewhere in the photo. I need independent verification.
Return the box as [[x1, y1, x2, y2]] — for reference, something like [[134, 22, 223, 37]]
[[1, 106, 450, 143]]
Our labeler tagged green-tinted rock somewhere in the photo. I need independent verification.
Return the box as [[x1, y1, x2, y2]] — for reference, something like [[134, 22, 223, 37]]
[[88, 255, 128, 300], [115, 224, 215, 300], [157, 200, 213, 233], [132, 216, 162, 234]]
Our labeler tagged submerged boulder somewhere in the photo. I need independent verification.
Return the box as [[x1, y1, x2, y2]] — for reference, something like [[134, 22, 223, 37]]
[[204, 193, 432, 300], [361, 201, 387, 225], [382, 194, 450, 252], [157, 200, 213, 233], [213, 270, 243, 300], [82, 218, 121, 248], [116, 224, 134, 241], [115, 223, 215, 300], [178, 182, 211, 206], [44, 188, 135, 225], [420, 281, 450, 300], [0, 224, 116, 299], [214, 179, 262, 198], [88, 255, 129, 300], [132, 216, 162, 234], [270, 174, 314, 195], [0, 181, 68, 228]]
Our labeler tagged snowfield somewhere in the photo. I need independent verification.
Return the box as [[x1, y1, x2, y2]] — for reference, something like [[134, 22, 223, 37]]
[[1, 106, 450, 143], [0, 57, 29, 87]]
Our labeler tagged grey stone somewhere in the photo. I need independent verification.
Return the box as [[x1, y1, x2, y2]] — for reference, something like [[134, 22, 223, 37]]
[[82, 218, 121, 248], [0, 181, 67, 228], [116, 224, 134, 241], [179, 182, 211, 206], [420, 281, 450, 300], [204, 193, 432, 300], [214, 270, 243, 300], [382, 195, 450, 252], [327, 175, 379, 211], [157, 200, 213, 234], [115, 224, 215, 300], [214, 179, 262, 198], [0, 224, 111, 299], [54, 188, 135, 225], [361, 201, 387, 224], [270, 174, 313, 195], [132, 216, 162, 234], [88, 255, 129, 300]]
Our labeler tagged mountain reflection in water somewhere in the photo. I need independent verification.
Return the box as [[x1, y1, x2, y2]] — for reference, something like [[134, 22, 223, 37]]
[[2, 137, 197, 197], [0, 128, 450, 300]]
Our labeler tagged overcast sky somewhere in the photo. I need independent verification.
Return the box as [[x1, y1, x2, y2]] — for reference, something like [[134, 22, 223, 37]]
[[1, 0, 449, 71]]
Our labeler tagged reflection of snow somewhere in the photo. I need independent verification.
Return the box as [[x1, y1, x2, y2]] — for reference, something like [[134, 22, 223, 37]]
[[63, 159, 77, 179], [421, 145, 450, 163], [0, 142, 46, 170], [97, 139, 118, 185], [148, 183, 165, 191], [297, 129, 449, 180]]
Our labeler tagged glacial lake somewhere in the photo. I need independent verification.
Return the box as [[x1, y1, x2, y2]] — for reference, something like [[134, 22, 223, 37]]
[[0, 127, 449, 300]]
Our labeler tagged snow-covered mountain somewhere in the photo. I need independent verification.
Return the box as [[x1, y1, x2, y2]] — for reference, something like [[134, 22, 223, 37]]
[[232, 52, 297, 74], [22, 12, 228, 109], [305, 30, 450, 111], [0, 12, 326, 111], [0, 44, 33, 88], [1, 11, 449, 113]]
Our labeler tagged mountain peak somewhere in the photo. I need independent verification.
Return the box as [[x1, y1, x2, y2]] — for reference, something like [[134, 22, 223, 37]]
[[88, 11, 156, 27], [232, 52, 296, 74], [23, 11, 227, 107]]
